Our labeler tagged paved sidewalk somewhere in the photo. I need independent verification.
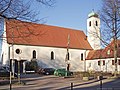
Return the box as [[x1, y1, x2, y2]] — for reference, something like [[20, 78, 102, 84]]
[[0, 74, 120, 90], [0, 73, 40, 85]]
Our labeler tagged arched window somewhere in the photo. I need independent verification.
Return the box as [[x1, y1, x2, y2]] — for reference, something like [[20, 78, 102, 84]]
[[51, 51, 54, 60], [89, 21, 91, 26], [33, 50, 36, 59], [81, 53, 83, 60], [96, 21, 98, 26], [112, 60, 115, 65]]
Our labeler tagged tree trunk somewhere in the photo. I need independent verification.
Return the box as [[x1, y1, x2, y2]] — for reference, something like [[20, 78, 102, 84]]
[[114, 39, 117, 77]]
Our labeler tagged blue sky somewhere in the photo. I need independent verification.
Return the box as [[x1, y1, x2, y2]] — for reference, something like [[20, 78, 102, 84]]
[[0, 0, 102, 58], [38, 0, 102, 33]]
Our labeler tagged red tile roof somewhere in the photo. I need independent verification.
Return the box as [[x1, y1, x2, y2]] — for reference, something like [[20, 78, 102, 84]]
[[86, 40, 120, 60], [86, 49, 103, 60], [6, 19, 92, 50]]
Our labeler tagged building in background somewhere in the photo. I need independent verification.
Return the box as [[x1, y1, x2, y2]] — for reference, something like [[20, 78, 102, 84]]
[[86, 40, 120, 73]]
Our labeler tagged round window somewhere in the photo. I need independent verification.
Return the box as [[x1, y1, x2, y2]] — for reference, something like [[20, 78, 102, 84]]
[[15, 49, 21, 54]]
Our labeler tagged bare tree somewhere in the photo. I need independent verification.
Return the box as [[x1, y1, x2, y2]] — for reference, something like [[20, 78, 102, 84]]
[[0, 0, 55, 87], [100, 0, 120, 76], [0, 0, 55, 38], [0, 0, 55, 20]]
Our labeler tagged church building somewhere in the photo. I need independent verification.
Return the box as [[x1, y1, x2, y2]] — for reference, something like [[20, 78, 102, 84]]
[[1, 14, 93, 73], [1, 11, 120, 73]]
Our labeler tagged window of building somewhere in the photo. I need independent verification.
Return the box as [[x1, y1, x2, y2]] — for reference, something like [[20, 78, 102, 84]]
[[81, 53, 83, 60], [98, 61, 101, 66], [89, 21, 91, 26], [33, 50, 36, 59], [51, 51, 54, 60], [112, 60, 115, 65], [96, 21, 98, 26], [118, 60, 120, 65], [103, 60, 105, 65]]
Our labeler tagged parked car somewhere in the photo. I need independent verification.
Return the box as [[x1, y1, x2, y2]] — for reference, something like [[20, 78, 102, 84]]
[[0, 68, 10, 77], [54, 68, 73, 76], [0, 66, 18, 78], [37, 68, 55, 75]]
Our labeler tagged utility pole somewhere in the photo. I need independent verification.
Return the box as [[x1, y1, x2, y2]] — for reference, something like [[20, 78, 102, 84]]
[[65, 34, 70, 76], [9, 22, 14, 90], [9, 45, 12, 90]]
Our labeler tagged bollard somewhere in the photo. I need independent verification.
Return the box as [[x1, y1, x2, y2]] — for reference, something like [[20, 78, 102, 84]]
[[71, 82, 73, 90], [99, 76, 103, 90]]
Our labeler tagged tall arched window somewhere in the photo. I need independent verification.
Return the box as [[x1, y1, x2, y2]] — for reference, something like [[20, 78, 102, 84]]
[[96, 21, 98, 26], [51, 51, 54, 60], [81, 53, 83, 60], [33, 50, 36, 59], [89, 21, 91, 26]]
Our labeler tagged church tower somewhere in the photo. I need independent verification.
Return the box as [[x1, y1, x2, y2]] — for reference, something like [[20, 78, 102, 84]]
[[87, 11, 101, 50]]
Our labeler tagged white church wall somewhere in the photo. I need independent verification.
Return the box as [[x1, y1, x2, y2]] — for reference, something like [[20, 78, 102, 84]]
[[9, 44, 86, 72], [1, 19, 10, 65], [3, 42, 120, 73], [1, 40, 9, 65], [68, 49, 85, 72]]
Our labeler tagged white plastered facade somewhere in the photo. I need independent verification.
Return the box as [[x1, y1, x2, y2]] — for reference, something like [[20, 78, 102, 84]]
[[87, 13, 101, 50], [1, 20, 87, 72]]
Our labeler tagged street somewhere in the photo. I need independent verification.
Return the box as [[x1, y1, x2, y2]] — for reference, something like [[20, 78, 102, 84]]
[[0, 74, 120, 90]]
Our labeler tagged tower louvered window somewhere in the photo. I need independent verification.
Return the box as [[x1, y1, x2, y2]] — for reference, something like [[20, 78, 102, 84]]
[[96, 21, 98, 26], [89, 21, 91, 26]]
